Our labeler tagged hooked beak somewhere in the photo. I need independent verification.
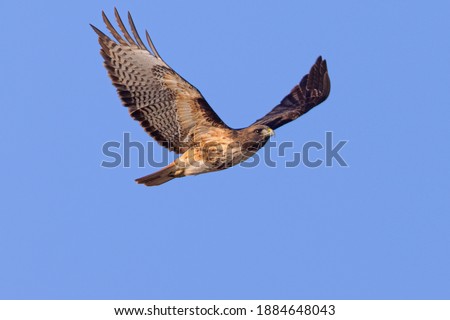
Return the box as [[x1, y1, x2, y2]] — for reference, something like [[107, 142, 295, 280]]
[[265, 128, 275, 137]]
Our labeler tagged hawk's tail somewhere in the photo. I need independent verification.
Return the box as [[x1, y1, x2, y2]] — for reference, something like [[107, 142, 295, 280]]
[[135, 162, 178, 186]]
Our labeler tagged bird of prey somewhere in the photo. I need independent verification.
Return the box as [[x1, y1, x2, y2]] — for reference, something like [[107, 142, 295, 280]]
[[91, 9, 330, 186]]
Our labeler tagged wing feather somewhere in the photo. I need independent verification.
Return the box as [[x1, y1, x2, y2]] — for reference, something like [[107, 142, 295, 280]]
[[114, 8, 138, 47], [127, 12, 148, 50], [101, 11, 128, 46], [145, 30, 164, 61], [253, 56, 330, 130], [92, 10, 229, 153]]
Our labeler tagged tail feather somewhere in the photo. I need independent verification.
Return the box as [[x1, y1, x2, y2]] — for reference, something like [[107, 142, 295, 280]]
[[135, 163, 178, 186]]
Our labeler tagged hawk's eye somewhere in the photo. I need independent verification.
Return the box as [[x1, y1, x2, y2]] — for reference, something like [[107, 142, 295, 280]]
[[254, 128, 262, 134]]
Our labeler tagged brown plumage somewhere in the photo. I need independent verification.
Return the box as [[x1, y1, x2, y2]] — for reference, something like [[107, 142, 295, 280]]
[[91, 9, 331, 186]]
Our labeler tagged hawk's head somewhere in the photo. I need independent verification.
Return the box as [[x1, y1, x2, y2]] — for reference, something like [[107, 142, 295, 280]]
[[238, 124, 274, 153], [247, 124, 274, 140]]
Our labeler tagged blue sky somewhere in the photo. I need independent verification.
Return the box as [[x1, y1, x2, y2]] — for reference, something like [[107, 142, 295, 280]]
[[1, 0, 449, 299]]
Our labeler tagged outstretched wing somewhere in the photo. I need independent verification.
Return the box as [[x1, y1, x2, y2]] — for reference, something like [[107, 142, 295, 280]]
[[91, 9, 229, 153], [253, 56, 330, 130]]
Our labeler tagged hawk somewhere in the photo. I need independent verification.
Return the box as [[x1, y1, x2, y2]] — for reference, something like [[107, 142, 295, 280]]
[[91, 9, 330, 186]]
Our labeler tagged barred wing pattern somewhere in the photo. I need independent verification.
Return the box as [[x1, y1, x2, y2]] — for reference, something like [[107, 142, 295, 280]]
[[91, 9, 229, 153], [253, 56, 330, 130]]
